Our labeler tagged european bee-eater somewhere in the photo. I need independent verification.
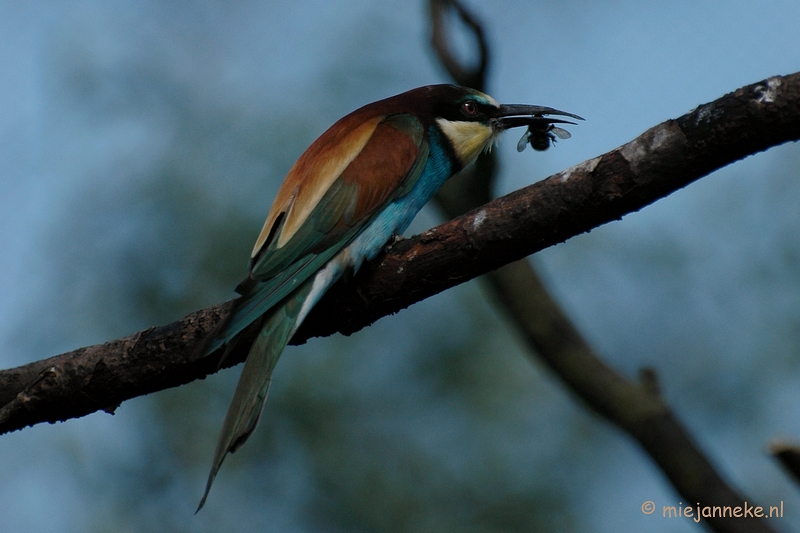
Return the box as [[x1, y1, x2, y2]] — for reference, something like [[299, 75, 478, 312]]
[[197, 84, 581, 510]]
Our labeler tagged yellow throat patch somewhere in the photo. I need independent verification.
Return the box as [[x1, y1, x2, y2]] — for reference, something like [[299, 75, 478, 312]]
[[435, 118, 496, 168]]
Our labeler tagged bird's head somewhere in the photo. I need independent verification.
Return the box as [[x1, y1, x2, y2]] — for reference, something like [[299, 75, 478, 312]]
[[383, 84, 582, 170]]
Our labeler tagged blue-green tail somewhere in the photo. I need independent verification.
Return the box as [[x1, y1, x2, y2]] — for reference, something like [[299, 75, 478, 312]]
[[196, 277, 315, 512]]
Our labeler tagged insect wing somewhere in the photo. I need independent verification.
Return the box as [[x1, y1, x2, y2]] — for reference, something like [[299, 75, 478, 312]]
[[551, 126, 572, 140], [517, 130, 531, 152]]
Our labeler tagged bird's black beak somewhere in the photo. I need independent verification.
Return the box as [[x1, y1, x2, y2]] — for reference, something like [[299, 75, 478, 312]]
[[495, 104, 584, 130]]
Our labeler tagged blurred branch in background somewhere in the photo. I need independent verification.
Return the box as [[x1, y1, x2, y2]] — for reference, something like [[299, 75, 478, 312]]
[[0, 9, 798, 532], [1, 66, 798, 465], [771, 439, 800, 488], [1, 67, 799, 435], [427, 1, 785, 532], [429, 0, 487, 91]]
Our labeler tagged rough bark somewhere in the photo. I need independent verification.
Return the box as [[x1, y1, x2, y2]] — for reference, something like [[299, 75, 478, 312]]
[[425, 3, 794, 531], [0, 73, 797, 442]]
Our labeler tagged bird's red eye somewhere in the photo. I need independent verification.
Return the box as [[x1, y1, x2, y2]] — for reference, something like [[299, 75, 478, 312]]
[[461, 100, 478, 117]]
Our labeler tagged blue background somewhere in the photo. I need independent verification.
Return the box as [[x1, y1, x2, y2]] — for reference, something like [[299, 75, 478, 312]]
[[1, 1, 799, 531]]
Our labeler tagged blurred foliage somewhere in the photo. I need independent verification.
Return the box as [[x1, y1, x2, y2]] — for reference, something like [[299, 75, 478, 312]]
[[3, 2, 800, 533], [27, 18, 583, 530]]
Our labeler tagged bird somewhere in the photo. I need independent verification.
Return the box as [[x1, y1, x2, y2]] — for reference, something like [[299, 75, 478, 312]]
[[196, 84, 581, 510]]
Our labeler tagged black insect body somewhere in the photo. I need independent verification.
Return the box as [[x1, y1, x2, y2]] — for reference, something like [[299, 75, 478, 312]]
[[517, 117, 574, 152]]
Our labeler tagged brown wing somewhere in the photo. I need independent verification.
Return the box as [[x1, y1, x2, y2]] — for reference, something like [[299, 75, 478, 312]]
[[251, 114, 384, 257], [249, 112, 425, 280]]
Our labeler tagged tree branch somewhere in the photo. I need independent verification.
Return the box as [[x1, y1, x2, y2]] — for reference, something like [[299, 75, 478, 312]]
[[429, 0, 488, 90], [298, 72, 800, 340], [770, 439, 800, 487], [427, 3, 788, 531], [1, 73, 799, 461]]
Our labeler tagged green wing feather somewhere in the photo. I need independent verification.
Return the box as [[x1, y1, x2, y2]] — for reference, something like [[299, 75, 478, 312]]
[[197, 278, 315, 512], [203, 178, 365, 355], [198, 113, 429, 511], [205, 114, 427, 354]]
